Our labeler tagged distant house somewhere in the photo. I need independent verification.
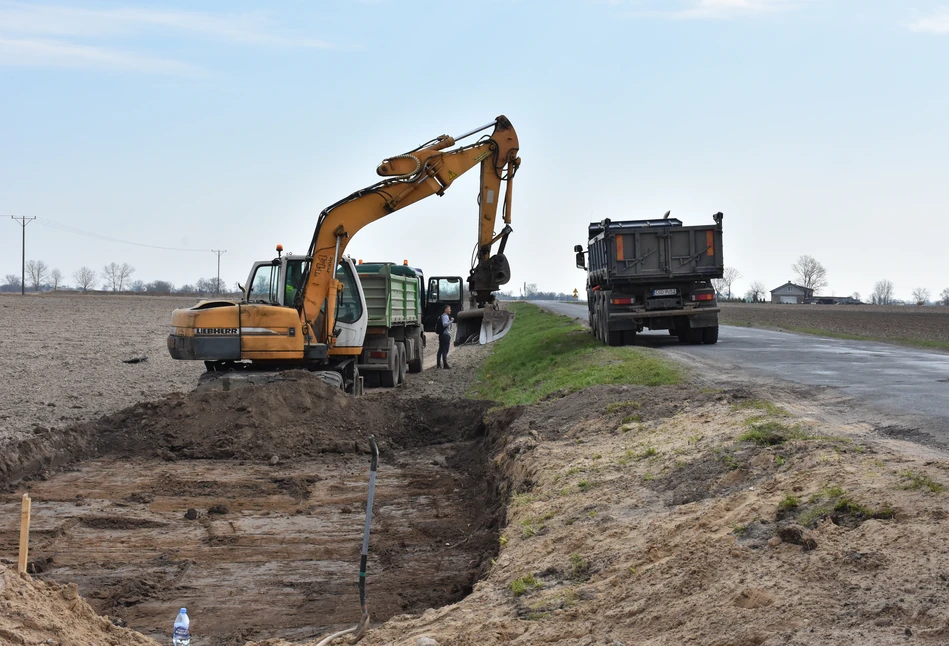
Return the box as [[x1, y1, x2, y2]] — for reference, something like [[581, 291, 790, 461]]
[[770, 282, 813, 304]]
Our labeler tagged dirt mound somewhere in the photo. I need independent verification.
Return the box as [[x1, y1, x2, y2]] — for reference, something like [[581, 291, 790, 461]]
[[14, 371, 488, 470], [0, 565, 160, 646]]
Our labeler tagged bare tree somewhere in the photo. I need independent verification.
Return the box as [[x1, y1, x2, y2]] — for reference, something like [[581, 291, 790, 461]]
[[712, 267, 742, 300], [852, 292, 861, 302], [3, 274, 20, 289], [745, 280, 767, 302], [791, 255, 828, 293], [195, 278, 215, 294], [118, 263, 135, 290], [73, 266, 97, 291], [911, 287, 930, 305], [102, 263, 120, 291], [26, 260, 49, 291], [102, 262, 135, 292], [50, 269, 63, 291], [940, 288, 949, 306], [872, 279, 894, 305]]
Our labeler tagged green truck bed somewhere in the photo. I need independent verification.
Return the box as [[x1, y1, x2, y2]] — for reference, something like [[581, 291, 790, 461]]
[[356, 263, 422, 328]]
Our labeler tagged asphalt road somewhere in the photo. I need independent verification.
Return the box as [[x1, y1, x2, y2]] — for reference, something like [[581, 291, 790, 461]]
[[533, 300, 949, 446]]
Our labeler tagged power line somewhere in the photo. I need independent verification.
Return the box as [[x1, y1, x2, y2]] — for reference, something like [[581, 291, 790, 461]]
[[34, 217, 208, 252], [8, 216, 35, 296]]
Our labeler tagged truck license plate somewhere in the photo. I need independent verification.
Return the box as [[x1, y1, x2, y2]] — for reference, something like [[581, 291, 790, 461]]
[[652, 288, 677, 296]]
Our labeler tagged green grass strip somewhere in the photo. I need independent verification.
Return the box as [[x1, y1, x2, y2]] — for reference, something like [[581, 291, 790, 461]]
[[469, 302, 683, 406]]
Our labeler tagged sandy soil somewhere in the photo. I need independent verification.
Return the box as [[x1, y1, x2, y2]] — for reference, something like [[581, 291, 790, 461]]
[[720, 302, 949, 345], [3, 295, 949, 645]]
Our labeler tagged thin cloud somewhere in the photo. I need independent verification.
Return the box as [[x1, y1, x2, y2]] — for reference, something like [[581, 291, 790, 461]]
[[0, 36, 203, 75], [0, 2, 338, 74], [643, 0, 806, 20], [908, 8, 949, 34], [0, 2, 337, 48]]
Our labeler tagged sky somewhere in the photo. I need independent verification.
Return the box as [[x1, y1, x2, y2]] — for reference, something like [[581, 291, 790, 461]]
[[1, 0, 948, 302]]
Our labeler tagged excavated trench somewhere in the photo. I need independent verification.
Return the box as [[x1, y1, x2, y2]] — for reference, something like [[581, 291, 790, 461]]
[[0, 372, 507, 645]]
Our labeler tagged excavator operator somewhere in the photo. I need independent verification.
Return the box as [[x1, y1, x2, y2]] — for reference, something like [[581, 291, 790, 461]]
[[285, 261, 303, 306]]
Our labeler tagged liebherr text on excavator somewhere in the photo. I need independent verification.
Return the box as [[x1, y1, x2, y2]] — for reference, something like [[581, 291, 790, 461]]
[[167, 116, 521, 393]]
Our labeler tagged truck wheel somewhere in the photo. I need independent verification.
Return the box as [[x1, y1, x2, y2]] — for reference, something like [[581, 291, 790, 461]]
[[702, 325, 719, 345], [363, 371, 381, 389], [380, 338, 399, 387], [396, 342, 407, 385], [677, 328, 702, 344], [408, 330, 424, 373]]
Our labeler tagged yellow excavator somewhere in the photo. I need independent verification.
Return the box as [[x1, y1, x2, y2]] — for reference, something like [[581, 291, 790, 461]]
[[167, 116, 520, 392]]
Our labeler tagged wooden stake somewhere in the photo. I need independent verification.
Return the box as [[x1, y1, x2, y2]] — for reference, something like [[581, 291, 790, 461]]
[[18, 494, 31, 574]]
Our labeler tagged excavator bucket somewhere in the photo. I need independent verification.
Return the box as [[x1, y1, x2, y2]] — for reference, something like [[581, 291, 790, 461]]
[[454, 304, 515, 346]]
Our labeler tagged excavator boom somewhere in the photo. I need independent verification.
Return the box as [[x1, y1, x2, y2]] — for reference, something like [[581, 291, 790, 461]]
[[301, 115, 520, 349]]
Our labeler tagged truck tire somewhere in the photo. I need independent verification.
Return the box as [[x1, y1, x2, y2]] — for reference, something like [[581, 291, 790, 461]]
[[363, 370, 381, 389], [380, 338, 399, 388], [396, 342, 407, 385], [408, 330, 424, 373], [677, 328, 703, 344], [702, 325, 719, 345]]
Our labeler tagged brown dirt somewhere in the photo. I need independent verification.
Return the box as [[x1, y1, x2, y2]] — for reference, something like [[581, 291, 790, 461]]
[[720, 302, 949, 345], [5, 294, 949, 645], [0, 364, 501, 645], [0, 563, 161, 645]]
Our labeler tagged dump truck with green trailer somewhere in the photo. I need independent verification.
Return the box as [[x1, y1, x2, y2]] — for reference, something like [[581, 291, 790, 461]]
[[355, 262, 426, 387]]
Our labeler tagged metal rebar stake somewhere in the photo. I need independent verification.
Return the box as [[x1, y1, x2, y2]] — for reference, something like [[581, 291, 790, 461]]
[[353, 435, 378, 640]]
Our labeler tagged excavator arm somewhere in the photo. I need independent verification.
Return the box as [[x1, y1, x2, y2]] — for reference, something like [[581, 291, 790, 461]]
[[299, 115, 520, 349]]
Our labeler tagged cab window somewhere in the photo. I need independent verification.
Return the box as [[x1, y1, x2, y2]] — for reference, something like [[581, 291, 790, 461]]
[[429, 277, 461, 302], [284, 259, 309, 306], [249, 264, 278, 303], [335, 262, 363, 323]]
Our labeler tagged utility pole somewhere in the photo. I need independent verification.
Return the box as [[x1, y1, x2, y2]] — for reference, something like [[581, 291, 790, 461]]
[[9, 216, 36, 295], [211, 249, 226, 295]]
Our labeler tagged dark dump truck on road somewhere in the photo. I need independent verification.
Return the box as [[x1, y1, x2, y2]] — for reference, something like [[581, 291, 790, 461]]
[[575, 212, 724, 346]]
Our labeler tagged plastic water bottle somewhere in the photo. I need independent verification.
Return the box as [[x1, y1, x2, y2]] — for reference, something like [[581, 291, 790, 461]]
[[173, 607, 191, 646]]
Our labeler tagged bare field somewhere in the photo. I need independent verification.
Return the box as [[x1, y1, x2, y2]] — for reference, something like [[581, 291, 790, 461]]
[[0, 293, 205, 443], [719, 302, 949, 346]]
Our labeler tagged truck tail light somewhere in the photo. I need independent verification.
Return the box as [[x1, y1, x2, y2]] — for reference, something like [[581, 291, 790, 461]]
[[693, 293, 714, 301], [369, 351, 388, 359], [611, 297, 633, 305]]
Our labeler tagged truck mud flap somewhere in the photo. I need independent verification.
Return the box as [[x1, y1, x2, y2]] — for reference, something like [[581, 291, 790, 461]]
[[454, 304, 515, 346]]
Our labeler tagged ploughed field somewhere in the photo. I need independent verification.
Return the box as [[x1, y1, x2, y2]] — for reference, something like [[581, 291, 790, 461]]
[[0, 293, 206, 444], [719, 302, 949, 345]]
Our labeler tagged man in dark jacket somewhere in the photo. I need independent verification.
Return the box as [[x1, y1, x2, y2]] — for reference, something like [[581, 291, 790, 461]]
[[436, 305, 454, 369]]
